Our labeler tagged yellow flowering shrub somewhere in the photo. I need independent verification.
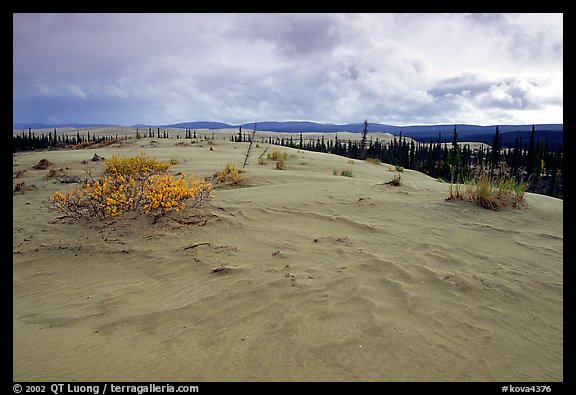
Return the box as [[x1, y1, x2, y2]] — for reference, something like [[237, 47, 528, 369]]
[[48, 171, 139, 220], [105, 152, 171, 177], [48, 155, 212, 221], [142, 173, 213, 217]]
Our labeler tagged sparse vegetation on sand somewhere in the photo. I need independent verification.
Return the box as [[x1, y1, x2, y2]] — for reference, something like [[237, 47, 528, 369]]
[[266, 151, 288, 170], [334, 168, 354, 177], [48, 154, 212, 221], [447, 172, 527, 210], [14, 132, 563, 382], [386, 173, 402, 186], [247, 123, 561, 199], [365, 157, 381, 165], [213, 163, 245, 185]]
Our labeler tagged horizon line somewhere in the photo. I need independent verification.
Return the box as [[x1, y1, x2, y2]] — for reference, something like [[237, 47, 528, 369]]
[[13, 120, 564, 129]]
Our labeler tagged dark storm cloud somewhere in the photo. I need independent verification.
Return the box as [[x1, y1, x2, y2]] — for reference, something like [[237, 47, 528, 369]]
[[229, 13, 352, 59]]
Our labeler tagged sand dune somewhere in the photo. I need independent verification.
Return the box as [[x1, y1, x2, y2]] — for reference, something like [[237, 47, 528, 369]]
[[13, 136, 563, 381]]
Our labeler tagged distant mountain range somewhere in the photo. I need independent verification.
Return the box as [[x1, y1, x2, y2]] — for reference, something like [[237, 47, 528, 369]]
[[13, 122, 119, 130], [13, 121, 563, 148]]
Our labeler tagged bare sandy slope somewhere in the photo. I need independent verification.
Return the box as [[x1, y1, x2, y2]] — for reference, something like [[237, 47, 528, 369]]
[[13, 136, 563, 382]]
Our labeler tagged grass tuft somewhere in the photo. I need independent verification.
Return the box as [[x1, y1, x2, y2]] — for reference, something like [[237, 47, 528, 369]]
[[266, 151, 288, 170], [333, 169, 353, 177], [213, 163, 245, 185], [385, 173, 401, 186], [447, 171, 527, 210]]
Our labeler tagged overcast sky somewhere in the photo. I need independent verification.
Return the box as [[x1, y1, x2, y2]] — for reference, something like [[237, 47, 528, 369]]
[[13, 13, 563, 126]]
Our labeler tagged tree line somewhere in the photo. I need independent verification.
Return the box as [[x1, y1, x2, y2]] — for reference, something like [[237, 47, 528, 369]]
[[12, 128, 131, 152], [251, 124, 562, 199], [13, 123, 562, 199], [12, 127, 215, 152]]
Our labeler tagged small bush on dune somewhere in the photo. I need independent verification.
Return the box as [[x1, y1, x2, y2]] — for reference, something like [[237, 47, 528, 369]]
[[213, 163, 245, 185], [49, 172, 212, 221], [142, 173, 213, 217], [385, 173, 402, 186], [266, 151, 288, 170], [447, 173, 527, 210], [340, 169, 353, 177], [276, 156, 286, 170], [333, 168, 354, 177], [49, 171, 140, 220], [48, 154, 213, 221], [105, 152, 171, 178], [266, 151, 288, 161]]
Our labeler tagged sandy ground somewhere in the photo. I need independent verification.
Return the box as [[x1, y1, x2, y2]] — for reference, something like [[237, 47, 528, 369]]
[[13, 133, 563, 381]]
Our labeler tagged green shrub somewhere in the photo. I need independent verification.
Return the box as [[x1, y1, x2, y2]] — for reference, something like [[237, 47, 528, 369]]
[[340, 169, 354, 177]]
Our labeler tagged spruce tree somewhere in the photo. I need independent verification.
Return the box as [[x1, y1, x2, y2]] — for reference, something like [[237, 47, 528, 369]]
[[490, 126, 501, 177], [409, 140, 416, 169], [512, 136, 521, 182], [449, 125, 461, 182], [549, 155, 559, 197], [360, 119, 368, 160], [526, 125, 536, 178], [534, 141, 544, 187]]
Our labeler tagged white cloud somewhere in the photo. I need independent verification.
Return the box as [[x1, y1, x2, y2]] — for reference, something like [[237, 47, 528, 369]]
[[69, 86, 87, 99], [13, 13, 563, 125]]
